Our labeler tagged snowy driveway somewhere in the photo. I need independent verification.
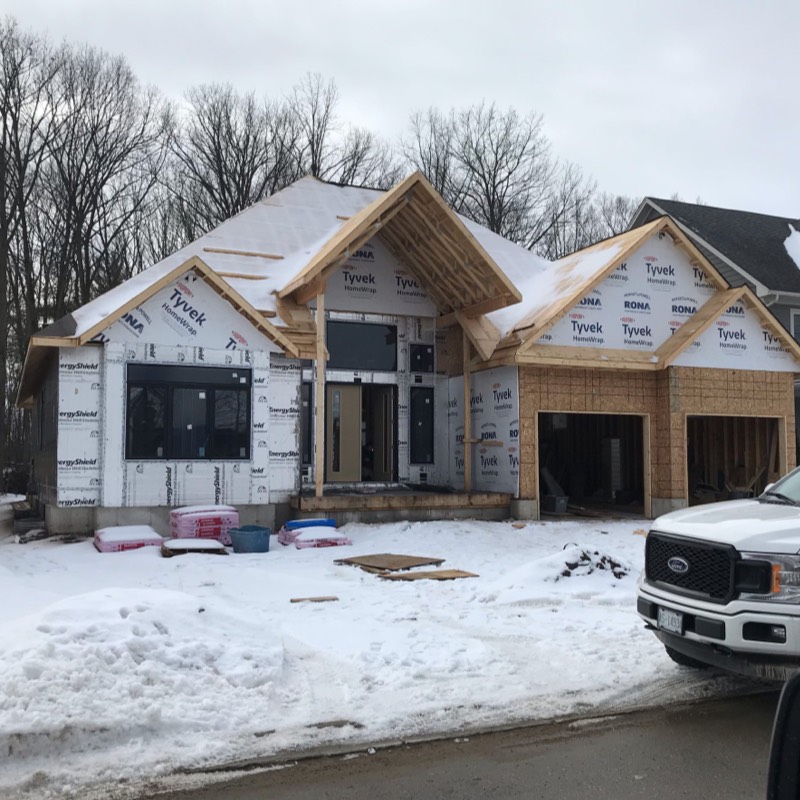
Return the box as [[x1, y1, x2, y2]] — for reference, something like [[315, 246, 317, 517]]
[[0, 518, 767, 798]]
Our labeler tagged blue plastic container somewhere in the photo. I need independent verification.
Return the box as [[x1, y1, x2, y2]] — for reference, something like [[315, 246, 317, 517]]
[[229, 525, 271, 553], [284, 518, 336, 530]]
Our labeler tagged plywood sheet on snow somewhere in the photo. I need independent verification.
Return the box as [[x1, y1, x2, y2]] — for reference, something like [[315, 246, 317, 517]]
[[334, 553, 445, 572], [379, 569, 479, 581]]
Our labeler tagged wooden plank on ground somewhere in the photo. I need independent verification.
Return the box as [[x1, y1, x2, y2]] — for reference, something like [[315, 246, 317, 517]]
[[290, 596, 339, 603], [379, 569, 478, 582], [334, 553, 445, 572]]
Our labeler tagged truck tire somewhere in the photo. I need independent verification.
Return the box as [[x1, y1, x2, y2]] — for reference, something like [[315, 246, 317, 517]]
[[664, 645, 710, 669]]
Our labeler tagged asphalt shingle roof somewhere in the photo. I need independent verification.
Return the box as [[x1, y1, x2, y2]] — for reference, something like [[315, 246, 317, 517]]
[[640, 198, 800, 294]]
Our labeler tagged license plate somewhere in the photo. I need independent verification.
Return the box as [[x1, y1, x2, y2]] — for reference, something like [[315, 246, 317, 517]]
[[657, 607, 684, 635]]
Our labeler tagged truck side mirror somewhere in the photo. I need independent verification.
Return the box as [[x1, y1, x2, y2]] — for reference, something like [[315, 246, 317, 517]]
[[764, 483, 775, 494], [768, 671, 800, 798]]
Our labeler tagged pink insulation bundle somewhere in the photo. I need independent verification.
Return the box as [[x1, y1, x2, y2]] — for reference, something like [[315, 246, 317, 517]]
[[94, 525, 164, 553], [169, 505, 239, 546]]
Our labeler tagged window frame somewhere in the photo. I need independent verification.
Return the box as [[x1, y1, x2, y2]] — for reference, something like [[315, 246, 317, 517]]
[[326, 320, 398, 372], [125, 364, 252, 461], [409, 386, 435, 465]]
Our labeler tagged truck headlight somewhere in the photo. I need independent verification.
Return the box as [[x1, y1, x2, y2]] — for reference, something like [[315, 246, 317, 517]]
[[739, 553, 800, 603]]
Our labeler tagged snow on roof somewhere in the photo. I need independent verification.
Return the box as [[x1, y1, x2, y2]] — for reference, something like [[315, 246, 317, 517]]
[[486, 236, 626, 337], [784, 224, 800, 272], [64, 175, 627, 344], [70, 178, 384, 337]]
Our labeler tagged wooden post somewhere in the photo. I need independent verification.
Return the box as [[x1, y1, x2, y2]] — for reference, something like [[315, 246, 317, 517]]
[[642, 414, 652, 519], [315, 292, 326, 498], [463, 329, 472, 493]]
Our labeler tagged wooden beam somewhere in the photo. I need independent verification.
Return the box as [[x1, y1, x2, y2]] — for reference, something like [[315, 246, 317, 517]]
[[216, 271, 270, 281], [463, 329, 472, 493], [275, 295, 316, 330], [203, 247, 283, 260], [294, 275, 328, 307], [655, 288, 742, 366], [456, 311, 500, 362], [280, 194, 409, 299], [643, 414, 652, 519], [438, 296, 517, 328], [315, 290, 326, 499]]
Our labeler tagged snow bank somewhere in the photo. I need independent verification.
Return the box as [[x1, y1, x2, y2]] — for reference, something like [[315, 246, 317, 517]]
[[0, 519, 762, 799]]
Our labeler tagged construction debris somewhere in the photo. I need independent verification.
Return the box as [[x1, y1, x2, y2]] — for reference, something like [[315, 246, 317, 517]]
[[335, 554, 445, 573], [378, 569, 479, 582], [290, 596, 339, 603]]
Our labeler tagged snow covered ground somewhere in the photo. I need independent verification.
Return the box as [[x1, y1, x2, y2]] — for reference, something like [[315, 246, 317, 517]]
[[0, 515, 768, 799]]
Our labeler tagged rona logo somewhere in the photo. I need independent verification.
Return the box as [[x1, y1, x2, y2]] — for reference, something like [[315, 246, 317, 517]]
[[121, 312, 145, 334], [578, 295, 601, 307]]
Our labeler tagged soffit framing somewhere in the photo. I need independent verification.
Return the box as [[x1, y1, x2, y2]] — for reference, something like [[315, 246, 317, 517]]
[[278, 171, 522, 317]]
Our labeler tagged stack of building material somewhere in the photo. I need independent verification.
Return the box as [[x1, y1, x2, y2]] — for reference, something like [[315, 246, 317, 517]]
[[277, 518, 337, 546], [169, 505, 239, 546], [94, 525, 164, 553]]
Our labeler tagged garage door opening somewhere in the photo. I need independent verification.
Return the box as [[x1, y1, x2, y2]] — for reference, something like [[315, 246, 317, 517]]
[[687, 416, 780, 505], [538, 413, 646, 515]]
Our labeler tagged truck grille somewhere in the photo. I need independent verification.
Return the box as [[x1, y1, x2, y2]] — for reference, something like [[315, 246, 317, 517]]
[[645, 532, 736, 603]]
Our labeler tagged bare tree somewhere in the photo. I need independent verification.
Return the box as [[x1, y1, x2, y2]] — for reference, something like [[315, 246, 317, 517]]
[[39, 45, 173, 313], [171, 83, 302, 234], [289, 73, 401, 187], [403, 108, 469, 212], [403, 102, 595, 256], [0, 18, 63, 474]]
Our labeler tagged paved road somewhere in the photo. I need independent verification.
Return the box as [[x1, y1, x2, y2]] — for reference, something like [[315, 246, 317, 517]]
[[154, 691, 780, 800]]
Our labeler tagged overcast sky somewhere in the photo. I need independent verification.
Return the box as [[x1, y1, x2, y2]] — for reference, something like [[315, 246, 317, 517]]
[[4, 0, 800, 217]]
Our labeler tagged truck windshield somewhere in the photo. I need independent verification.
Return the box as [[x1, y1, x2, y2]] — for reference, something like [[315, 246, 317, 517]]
[[760, 466, 800, 505]]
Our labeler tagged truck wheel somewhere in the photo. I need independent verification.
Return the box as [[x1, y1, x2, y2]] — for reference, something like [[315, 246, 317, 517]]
[[665, 645, 710, 669]]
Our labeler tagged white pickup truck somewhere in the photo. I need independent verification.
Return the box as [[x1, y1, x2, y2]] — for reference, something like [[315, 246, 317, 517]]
[[637, 467, 800, 680]]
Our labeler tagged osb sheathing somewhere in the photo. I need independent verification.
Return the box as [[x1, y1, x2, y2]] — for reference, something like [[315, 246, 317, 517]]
[[517, 365, 796, 503]]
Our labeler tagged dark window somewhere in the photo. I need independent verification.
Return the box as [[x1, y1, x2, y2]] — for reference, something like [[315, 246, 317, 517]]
[[125, 365, 251, 460], [300, 383, 313, 465], [326, 321, 397, 371], [410, 387, 434, 464], [127, 385, 167, 459], [409, 344, 434, 373]]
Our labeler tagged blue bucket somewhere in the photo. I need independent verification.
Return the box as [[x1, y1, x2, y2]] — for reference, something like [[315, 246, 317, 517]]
[[229, 525, 271, 553]]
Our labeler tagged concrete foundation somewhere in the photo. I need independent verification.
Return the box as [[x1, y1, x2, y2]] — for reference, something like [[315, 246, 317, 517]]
[[650, 498, 688, 519], [510, 499, 539, 520]]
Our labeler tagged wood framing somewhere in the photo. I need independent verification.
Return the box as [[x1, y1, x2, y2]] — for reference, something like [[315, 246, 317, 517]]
[[278, 171, 521, 319], [315, 290, 326, 498], [510, 217, 731, 353]]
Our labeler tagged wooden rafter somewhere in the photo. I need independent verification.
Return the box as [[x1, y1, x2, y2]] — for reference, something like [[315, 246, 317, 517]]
[[203, 247, 284, 260], [456, 311, 501, 362]]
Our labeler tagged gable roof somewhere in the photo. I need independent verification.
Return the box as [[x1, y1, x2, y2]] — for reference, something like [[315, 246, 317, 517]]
[[279, 171, 522, 315], [16, 256, 299, 407], [631, 197, 800, 295], [487, 216, 730, 360], [19, 173, 542, 405]]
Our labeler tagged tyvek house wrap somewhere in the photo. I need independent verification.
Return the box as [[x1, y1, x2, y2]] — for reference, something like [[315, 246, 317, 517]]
[[448, 366, 520, 496], [56, 269, 302, 509]]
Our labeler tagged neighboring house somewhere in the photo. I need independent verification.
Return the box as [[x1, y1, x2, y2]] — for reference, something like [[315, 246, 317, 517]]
[[16, 174, 800, 534], [630, 198, 800, 341]]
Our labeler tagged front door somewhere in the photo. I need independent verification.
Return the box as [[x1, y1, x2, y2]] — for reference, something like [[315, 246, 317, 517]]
[[326, 384, 361, 482], [324, 383, 397, 483], [368, 385, 395, 482]]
